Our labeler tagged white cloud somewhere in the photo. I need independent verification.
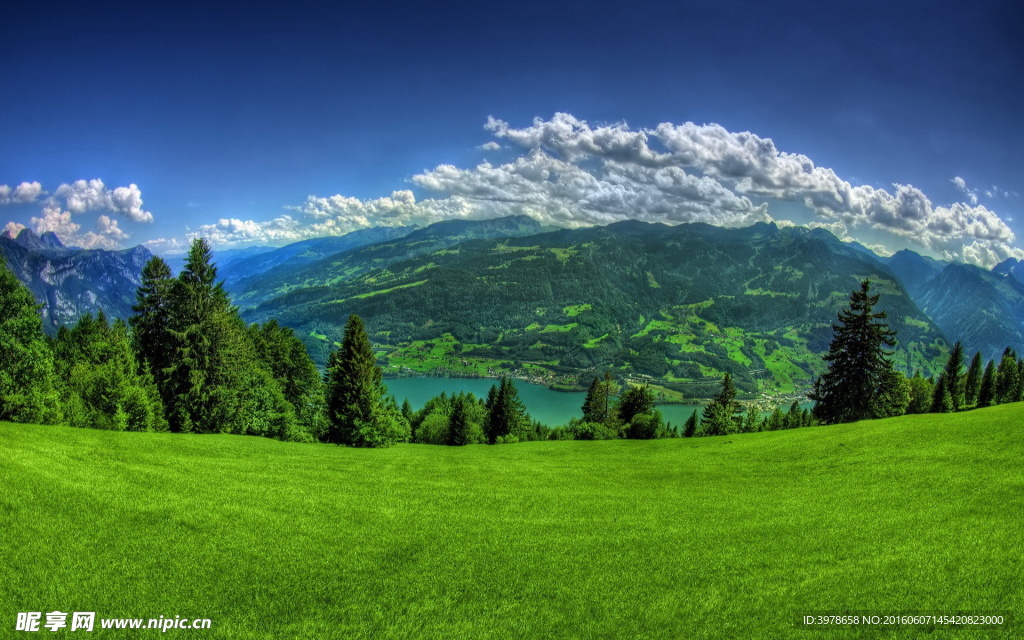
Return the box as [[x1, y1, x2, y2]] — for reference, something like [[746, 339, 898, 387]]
[[847, 240, 894, 257], [144, 237, 187, 253], [480, 141, 501, 151], [170, 113, 1020, 268], [191, 190, 482, 246], [482, 113, 1022, 266], [53, 179, 153, 223], [29, 207, 133, 250], [0, 181, 44, 204], [31, 206, 81, 240], [952, 176, 979, 205], [3, 221, 26, 238]]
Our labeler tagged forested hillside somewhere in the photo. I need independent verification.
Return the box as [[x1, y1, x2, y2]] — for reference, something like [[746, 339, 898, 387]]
[[243, 220, 949, 396], [230, 215, 545, 306]]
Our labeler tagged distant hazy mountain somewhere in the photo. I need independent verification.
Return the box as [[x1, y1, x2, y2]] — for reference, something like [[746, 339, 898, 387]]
[[876, 249, 1024, 361], [163, 245, 276, 276], [230, 215, 545, 307], [10, 229, 67, 251], [883, 249, 948, 299], [992, 257, 1024, 285], [915, 263, 1024, 362], [241, 219, 948, 393], [0, 229, 152, 333], [223, 225, 416, 293]]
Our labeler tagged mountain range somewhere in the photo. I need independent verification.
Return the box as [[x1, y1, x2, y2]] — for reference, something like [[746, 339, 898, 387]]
[[0, 229, 152, 333], [5, 217, 1024, 396], [239, 219, 948, 396]]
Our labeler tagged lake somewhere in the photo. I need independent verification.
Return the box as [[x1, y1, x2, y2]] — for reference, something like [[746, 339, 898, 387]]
[[383, 376, 706, 428]]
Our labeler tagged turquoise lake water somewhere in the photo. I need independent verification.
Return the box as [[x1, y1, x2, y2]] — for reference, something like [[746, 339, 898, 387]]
[[383, 376, 706, 428]]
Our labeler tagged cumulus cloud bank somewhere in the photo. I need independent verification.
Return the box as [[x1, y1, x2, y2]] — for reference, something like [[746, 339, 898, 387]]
[[53, 179, 153, 223], [3, 178, 155, 249], [202, 114, 1020, 266], [0, 181, 45, 204]]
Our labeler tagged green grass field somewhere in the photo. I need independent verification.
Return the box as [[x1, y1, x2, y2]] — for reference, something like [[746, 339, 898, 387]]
[[2, 406, 1022, 639]]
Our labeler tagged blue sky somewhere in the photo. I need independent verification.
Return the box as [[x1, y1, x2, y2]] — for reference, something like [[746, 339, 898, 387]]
[[1, 0, 1021, 265]]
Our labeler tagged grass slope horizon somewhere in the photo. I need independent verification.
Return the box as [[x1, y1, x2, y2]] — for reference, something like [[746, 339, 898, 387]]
[[3, 406, 1021, 639]]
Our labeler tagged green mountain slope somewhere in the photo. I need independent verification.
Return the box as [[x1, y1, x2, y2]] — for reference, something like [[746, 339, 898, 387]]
[[3, 405, 1021, 639], [231, 215, 545, 307], [243, 220, 949, 397]]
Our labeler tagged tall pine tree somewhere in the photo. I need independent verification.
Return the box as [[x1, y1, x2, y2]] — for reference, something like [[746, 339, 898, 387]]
[[581, 375, 610, 424], [996, 348, 1019, 404], [156, 238, 297, 438], [130, 255, 175, 408], [940, 341, 965, 411], [683, 410, 699, 437], [163, 239, 243, 432], [977, 360, 997, 407], [963, 351, 983, 407], [809, 279, 899, 425], [701, 373, 742, 435], [484, 376, 529, 443], [324, 314, 408, 447]]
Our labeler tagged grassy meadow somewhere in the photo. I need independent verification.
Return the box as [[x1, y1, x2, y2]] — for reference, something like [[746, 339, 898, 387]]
[[2, 406, 1022, 639]]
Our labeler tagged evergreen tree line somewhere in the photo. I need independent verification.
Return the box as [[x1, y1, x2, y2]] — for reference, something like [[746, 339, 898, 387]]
[[0, 240, 328, 441], [0, 239, 554, 447], [545, 373, 679, 440], [678, 374, 815, 438], [808, 279, 1024, 426]]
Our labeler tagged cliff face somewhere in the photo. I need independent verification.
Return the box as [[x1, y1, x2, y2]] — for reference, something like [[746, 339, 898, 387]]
[[0, 229, 152, 333]]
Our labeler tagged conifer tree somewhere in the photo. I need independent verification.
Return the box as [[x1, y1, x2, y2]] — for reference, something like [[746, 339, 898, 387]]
[[906, 371, 934, 414], [324, 314, 409, 447], [484, 376, 529, 443], [930, 373, 947, 413], [931, 373, 954, 413], [130, 256, 175, 404], [996, 348, 1019, 404], [785, 400, 802, 429], [163, 239, 248, 433], [977, 360, 997, 407], [581, 375, 609, 424], [941, 341, 965, 411], [0, 256, 61, 424], [809, 279, 898, 424], [447, 395, 472, 446], [963, 352, 983, 407], [56, 313, 167, 432], [742, 405, 759, 433], [153, 238, 299, 438], [701, 374, 741, 435], [603, 371, 615, 424], [683, 410, 699, 437], [1016, 359, 1024, 403]]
